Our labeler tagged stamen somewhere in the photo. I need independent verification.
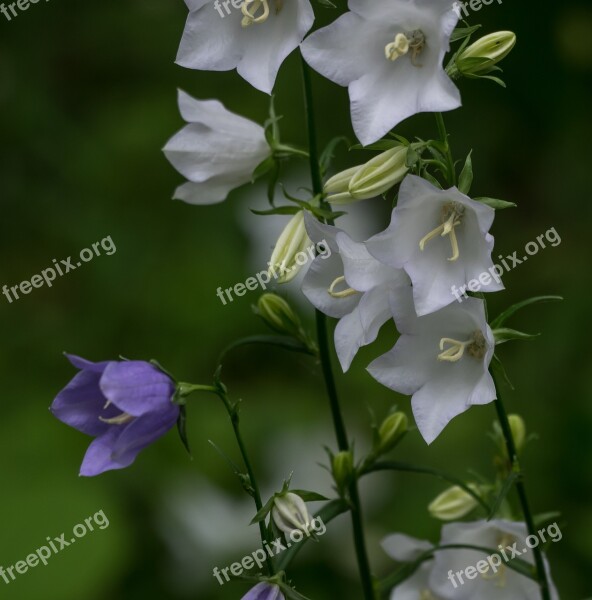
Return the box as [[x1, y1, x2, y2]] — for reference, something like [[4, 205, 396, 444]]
[[241, 0, 270, 27], [385, 33, 410, 61], [328, 275, 359, 299], [419, 202, 464, 261], [385, 30, 426, 66], [99, 412, 135, 425], [438, 331, 488, 363]]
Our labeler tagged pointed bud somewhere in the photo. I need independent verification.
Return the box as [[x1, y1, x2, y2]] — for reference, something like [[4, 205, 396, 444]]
[[508, 414, 526, 455], [324, 146, 409, 205], [255, 293, 303, 338], [332, 450, 354, 493], [376, 412, 408, 454], [428, 484, 482, 521], [456, 31, 517, 76], [268, 212, 311, 283], [272, 492, 313, 536]]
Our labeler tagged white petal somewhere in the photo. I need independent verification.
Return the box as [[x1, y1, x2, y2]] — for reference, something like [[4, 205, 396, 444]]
[[172, 175, 246, 205], [382, 533, 433, 562]]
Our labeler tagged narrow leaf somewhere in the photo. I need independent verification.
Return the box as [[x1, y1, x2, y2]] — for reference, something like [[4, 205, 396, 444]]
[[458, 150, 473, 195], [491, 296, 563, 329]]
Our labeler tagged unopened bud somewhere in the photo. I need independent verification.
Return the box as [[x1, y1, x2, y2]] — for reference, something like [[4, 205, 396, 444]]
[[272, 492, 312, 535], [508, 414, 526, 455], [377, 412, 408, 454], [456, 31, 517, 76], [255, 293, 302, 338], [268, 212, 311, 283], [428, 484, 481, 521], [332, 450, 354, 492], [324, 166, 360, 204]]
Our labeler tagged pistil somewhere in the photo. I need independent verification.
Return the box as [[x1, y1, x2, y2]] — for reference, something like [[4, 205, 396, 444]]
[[419, 202, 464, 262], [385, 30, 426, 66], [438, 330, 487, 362], [328, 275, 360, 299]]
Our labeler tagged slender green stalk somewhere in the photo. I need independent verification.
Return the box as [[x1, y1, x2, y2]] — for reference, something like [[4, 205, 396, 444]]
[[435, 112, 457, 186], [301, 54, 375, 600], [491, 371, 552, 600]]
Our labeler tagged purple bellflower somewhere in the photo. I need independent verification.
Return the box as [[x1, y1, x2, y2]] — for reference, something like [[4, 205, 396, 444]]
[[241, 583, 285, 600]]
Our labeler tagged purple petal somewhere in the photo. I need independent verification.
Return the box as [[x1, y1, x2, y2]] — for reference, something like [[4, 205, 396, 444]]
[[241, 583, 284, 600], [99, 361, 176, 417], [51, 358, 118, 436], [79, 406, 179, 477]]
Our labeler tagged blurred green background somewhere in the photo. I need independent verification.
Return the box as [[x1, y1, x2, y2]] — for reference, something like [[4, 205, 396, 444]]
[[1, 0, 591, 598]]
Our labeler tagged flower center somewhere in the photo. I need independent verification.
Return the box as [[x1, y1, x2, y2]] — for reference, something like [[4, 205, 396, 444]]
[[438, 330, 487, 362], [385, 30, 426, 66], [99, 400, 135, 425], [419, 202, 465, 262], [480, 533, 514, 587], [327, 275, 360, 299], [241, 0, 282, 27]]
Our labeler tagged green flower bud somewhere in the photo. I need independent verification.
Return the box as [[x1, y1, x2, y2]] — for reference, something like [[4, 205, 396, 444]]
[[255, 293, 303, 338], [272, 492, 313, 535], [508, 414, 526, 455], [428, 484, 481, 521], [377, 412, 408, 454], [324, 146, 409, 205], [332, 450, 354, 492], [456, 31, 517, 76], [268, 211, 311, 283]]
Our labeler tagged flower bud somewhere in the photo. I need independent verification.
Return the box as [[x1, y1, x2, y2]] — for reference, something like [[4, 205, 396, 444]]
[[332, 450, 354, 492], [324, 146, 409, 205], [272, 492, 313, 535], [508, 414, 526, 455], [376, 412, 408, 454], [255, 293, 303, 338], [268, 212, 311, 283], [348, 146, 409, 200], [428, 484, 481, 521], [456, 31, 517, 76]]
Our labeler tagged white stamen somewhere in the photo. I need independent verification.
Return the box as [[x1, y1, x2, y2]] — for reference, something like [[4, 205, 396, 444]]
[[328, 275, 360, 299], [241, 0, 270, 27], [99, 412, 135, 425], [438, 331, 487, 362], [419, 202, 464, 262], [385, 33, 410, 61]]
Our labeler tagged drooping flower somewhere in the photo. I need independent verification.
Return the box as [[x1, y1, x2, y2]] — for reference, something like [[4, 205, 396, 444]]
[[368, 294, 496, 444], [177, 0, 315, 94], [163, 89, 270, 205], [300, 0, 461, 145], [241, 583, 285, 600], [272, 492, 313, 535], [51, 355, 179, 477], [367, 175, 503, 316], [430, 520, 560, 599], [382, 533, 442, 599], [302, 213, 410, 372]]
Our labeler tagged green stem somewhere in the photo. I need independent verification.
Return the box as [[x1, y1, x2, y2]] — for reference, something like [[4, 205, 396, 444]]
[[301, 54, 375, 600], [491, 370, 551, 600], [434, 112, 457, 186]]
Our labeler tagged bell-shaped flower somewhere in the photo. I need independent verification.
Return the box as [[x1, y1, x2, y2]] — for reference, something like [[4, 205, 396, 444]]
[[241, 583, 285, 600], [368, 293, 496, 444], [302, 213, 410, 372], [50, 355, 179, 477], [176, 0, 315, 94], [368, 175, 503, 316], [163, 90, 270, 205], [430, 520, 559, 599], [382, 533, 443, 599], [301, 0, 461, 145], [272, 492, 313, 536]]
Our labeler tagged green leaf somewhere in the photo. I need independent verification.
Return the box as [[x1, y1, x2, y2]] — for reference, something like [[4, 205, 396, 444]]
[[490, 296, 563, 329], [458, 150, 473, 195], [176, 405, 192, 457], [350, 140, 402, 151], [450, 23, 482, 43], [493, 328, 540, 345], [533, 512, 562, 529], [320, 136, 349, 175], [250, 206, 301, 216], [290, 490, 329, 502], [475, 197, 517, 210], [487, 472, 518, 520], [219, 335, 316, 364], [250, 495, 277, 525]]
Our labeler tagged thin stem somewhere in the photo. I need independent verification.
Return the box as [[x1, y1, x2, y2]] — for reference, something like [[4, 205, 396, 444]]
[[434, 112, 457, 187], [301, 54, 375, 600], [491, 370, 551, 600]]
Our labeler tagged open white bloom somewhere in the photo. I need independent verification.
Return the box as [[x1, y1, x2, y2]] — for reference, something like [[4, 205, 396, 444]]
[[302, 213, 410, 372], [300, 0, 461, 145], [368, 175, 503, 316], [430, 520, 559, 599], [368, 293, 495, 444], [382, 533, 443, 599], [177, 0, 315, 94], [163, 90, 270, 205]]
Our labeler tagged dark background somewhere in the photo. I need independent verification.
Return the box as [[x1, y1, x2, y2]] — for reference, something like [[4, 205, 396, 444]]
[[1, 0, 591, 598]]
